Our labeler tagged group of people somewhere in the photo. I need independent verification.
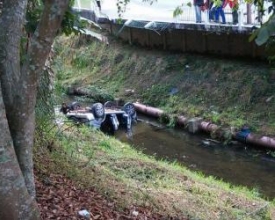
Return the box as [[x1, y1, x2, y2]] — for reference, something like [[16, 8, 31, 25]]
[[194, 0, 239, 24]]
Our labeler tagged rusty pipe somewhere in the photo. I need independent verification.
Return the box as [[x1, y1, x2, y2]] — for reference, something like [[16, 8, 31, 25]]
[[133, 102, 275, 150], [199, 121, 219, 133], [133, 102, 164, 118], [232, 133, 275, 150], [176, 115, 188, 126], [246, 135, 275, 150]]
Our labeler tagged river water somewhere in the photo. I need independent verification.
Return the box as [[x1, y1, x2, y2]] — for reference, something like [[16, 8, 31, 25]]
[[116, 116, 275, 200]]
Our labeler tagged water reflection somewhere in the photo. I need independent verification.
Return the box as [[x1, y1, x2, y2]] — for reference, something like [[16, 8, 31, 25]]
[[116, 116, 275, 199]]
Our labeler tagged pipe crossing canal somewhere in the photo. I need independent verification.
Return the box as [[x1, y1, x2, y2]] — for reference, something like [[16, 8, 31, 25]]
[[116, 115, 275, 200]]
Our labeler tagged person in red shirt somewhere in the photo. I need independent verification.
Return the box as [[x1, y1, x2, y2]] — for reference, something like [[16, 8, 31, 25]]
[[224, 0, 239, 24]]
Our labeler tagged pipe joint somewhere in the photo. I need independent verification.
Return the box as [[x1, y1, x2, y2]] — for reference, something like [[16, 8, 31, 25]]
[[199, 121, 218, 133]]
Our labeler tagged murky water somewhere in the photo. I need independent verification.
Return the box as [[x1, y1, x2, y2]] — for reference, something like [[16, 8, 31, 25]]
[[116, 116, 275, 199]]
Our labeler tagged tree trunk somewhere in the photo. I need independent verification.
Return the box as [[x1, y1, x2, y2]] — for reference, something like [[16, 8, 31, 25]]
[[0, 0, 69, 217], [0, 1, 40, 217], [1, 0, 70, 199], [0, 85, 40, 219], [0, 0, 38, 198]]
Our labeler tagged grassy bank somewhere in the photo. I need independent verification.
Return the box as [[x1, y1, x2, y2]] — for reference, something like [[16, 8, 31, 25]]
[[48, 33, 275, 219], [35, 124, 275, 219], [54, 34, 275, 136]]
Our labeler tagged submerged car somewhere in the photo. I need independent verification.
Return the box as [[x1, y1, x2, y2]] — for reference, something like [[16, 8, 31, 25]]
[[60, 101, 137, 135]]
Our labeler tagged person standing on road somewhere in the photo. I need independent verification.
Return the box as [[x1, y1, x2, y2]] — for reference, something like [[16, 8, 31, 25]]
[[205, 0, 215, 21], [194, 0, 205, 23], [224, 0, 239, 24], [96, 0, 101, 12], [214, 0, 226, 24]]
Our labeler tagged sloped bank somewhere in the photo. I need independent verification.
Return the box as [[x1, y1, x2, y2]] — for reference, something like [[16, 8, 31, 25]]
[[61, 83, 275, 150], [52, 35, 275, 220], [133, 102, 275, 150], [54, 35, 275, 146]]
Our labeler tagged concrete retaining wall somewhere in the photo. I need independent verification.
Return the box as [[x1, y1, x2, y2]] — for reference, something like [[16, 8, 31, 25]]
[[102, 22, 265, 59]]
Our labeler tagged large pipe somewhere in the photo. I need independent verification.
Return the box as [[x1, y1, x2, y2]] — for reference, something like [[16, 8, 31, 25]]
[[199, 121, 218, 133], [233, 132, 275, 150], [133, 102, 164, 118], [133, 102, 275, 150], [176, 115, 188, 126]]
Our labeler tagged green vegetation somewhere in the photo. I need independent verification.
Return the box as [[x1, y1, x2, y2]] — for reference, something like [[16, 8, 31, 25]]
[[54, 34, 275, 135], [35, 124, 275, 219], [45, 32, 275, 219]]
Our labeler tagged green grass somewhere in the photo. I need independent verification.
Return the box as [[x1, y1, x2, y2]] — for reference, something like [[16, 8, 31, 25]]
[[53, 34, 275, 135], [44, 27, 275, 220], [35, 125, 275, 220], [49, 32, 275, 216]]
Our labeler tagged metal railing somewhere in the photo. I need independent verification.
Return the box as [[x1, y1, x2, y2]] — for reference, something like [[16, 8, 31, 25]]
[[74, 1, 271, 28], [175, 3, 270, 27]]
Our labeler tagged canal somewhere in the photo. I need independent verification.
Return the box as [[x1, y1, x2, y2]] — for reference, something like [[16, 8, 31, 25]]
[[116, 115, 275, 200]]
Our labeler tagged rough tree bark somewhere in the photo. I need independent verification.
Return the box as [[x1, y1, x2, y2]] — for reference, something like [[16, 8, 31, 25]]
[[0, 84, 40, 219], [0, 0, 69, 218]]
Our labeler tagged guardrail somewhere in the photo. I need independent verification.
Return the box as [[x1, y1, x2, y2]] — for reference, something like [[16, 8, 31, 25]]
[[176, 4, 269, 26], [74, 1, 271, 28]]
